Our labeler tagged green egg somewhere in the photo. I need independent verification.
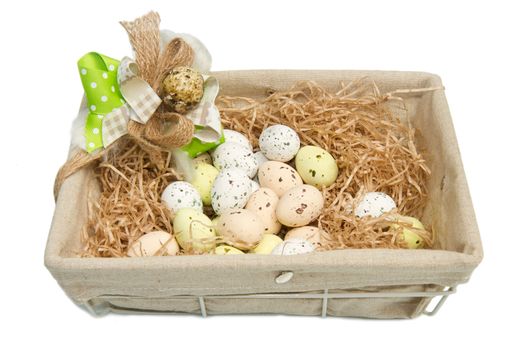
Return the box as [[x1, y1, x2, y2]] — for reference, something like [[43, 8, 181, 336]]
[[391, 215, 425, 249], [173, 208, 216, 253], [190, 163, 219, 206], [295, 146, 338, 188]]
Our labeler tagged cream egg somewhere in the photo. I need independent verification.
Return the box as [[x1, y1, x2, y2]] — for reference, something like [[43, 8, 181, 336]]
[[354, 192, 397, 218], [172, 208, 216, 253], [127, 231, 179, 257], [276, 185, 324, 227], [259, 124, 301, 162], [190, 163, 219, 206], [211, 169, 252, 215], [257, 161, 303, 197], [161, 181, 203, 215], [212, 142, 258, 178], [271, 238, 315, 256], [245, 187, 281, 235], [250, 234, 283, 254], [217, 209, 265, 250], [295, 145, 338, 188], [214, 245, 245, 255], [284, 226, 326, 250]]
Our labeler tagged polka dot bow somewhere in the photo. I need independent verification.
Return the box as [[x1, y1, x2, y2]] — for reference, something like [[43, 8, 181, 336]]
[[78, 53, 162, 153]]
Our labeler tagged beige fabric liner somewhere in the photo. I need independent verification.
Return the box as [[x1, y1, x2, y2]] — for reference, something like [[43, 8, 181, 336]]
[[45, 70, 483, 318]]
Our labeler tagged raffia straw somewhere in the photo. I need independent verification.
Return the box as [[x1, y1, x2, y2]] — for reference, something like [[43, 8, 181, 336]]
[[81, 78, 435, 257], [217, 78, 434, 250]]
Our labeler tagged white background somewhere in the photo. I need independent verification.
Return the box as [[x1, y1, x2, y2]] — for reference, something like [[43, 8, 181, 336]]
[[1, 0, 523, 348]]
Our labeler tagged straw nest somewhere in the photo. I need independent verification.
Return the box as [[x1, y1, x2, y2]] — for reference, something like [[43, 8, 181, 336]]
[[81, 78, 432, 257]]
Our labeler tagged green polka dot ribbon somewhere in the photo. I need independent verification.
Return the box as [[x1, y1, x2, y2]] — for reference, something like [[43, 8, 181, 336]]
[[78, 52, 125, 152]]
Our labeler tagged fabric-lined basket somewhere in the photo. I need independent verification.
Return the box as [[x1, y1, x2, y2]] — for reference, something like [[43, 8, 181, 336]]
[[45, 70, 482, 318]]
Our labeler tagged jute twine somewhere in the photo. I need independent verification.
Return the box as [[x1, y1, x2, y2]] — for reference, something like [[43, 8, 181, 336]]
[[54, 11, 195, 200]]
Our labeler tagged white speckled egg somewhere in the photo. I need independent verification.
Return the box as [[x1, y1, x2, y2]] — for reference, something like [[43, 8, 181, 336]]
[[223, 129, 253, 151], [253, 151, 269, 169], [276, 185, 324, 227], [217, 209, 265, 250], [173, 208, 216, 253], [161, 181, 203, 215], [249, 180, 260, 194], [354, 192, 397, 218], [127, 231, 179, 257], [285, 226, 326, 250], [257, 161, 303, 197], [245, 188, 281, 234], [295, 145, 338, 188], [271, 238, 315, 255], [259, 124, 300, 162], [211, 169, 252, 215], [212, 142, 258, 178]]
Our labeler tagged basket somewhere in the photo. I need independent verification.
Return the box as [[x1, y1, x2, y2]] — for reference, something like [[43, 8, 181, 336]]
[[45, 70, 483, 318]]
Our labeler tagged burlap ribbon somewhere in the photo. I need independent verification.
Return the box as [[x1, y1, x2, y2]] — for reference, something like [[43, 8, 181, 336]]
[[54, 12, 197, 199]]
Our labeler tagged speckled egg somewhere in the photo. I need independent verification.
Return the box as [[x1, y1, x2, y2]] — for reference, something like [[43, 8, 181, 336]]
[[161, 181, 203, 215], [257, 161, 303, 197], [211, 169, 252, 215], [214, 245, 245, 255], [250, 234, 283, 254], [193, 152, 212, 165], [391, 215, 425, 249], [249, 180, 260, 194], [127, 231, 179, 257], [285, 226, 326, 250], [295, 146, 338, 188], [354, 192, 397, 218], [245, 188, 281, 235], [217, 209, 265, 250], [276, 185, 324, 227], [271, 238, 315, 256], [212, 142, 258, 178], [172, 208, 216, 253], [223, 129, 253, 151], [259, 124, 300, 162], [162, 67, 204, 113], [190, 163, 219, 206], [253, 151, 269, 169]]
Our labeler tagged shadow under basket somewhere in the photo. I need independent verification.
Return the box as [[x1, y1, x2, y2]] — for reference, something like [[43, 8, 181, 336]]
[[45, 70, 483, 319]]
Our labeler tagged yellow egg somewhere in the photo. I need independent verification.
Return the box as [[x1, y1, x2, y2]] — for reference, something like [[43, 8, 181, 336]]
[[214, 245, 245, 255], [295, 146, 338, 188], [173, 208, 216, 253], [190, 163, 219, 206], [250, 234, 284, 254], [391, 215, 425, 249], [211, 216, 220, 228]]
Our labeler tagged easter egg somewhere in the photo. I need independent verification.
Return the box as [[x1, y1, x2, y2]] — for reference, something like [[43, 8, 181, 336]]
[[253, 151, 269, 169], [295, 146, 338, 188], [193, 152, 212, 165], [172, 208, 216, 253], [212, 142, 258, 178], [127, 231, 179, 257], [284, 226, 326, 250], [245, 188, 281, 235], [223, 129, 253, 151], [259, 124, 301, 162], [257, 161, 303, 197], [276, 185, 324, 227], [249, 180, 260, 194], [211, 169, 252, 215], [250, 234, 283, 254], [190, 163, 219, 206], [214, 245, 245, 255], [354, 192, 397, 218], [161, 181, 203, 215], [271, 238, 315, 256], [217, 209, 265, 250], [391, 215, 425, 249], [162, 67, 204, 113]]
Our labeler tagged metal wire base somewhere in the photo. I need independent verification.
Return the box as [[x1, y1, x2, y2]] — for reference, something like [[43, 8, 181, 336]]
[[86, 286, 456, 318]]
